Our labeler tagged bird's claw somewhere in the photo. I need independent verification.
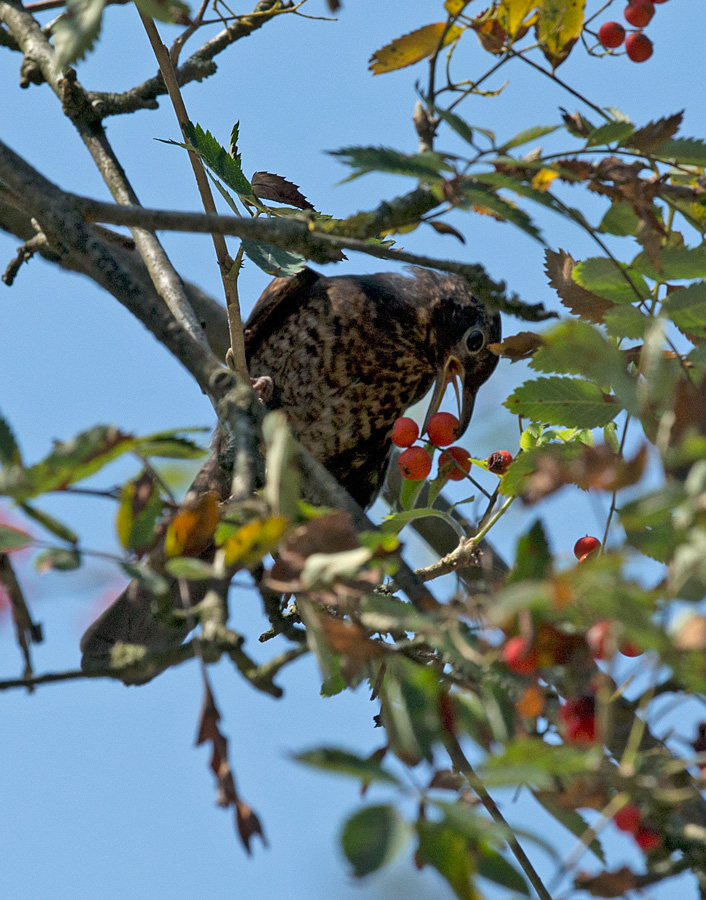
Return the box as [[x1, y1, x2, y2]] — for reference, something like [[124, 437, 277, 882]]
[[251, 375, 274, 404]]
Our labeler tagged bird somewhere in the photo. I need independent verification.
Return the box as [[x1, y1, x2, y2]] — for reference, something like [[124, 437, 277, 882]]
[[80, 266, 501, 676]]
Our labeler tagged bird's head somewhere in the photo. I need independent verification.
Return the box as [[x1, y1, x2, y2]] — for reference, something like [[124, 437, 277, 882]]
[[415, 270, 501, 437]]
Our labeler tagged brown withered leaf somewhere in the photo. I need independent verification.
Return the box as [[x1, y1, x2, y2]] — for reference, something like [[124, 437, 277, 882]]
[[470, 16, 508, 54], [428, 220, 466, 243], [629, 112, 684, 154], [164, 490, 219, 558], [545, 248, 614, 323], [575, 867, 637, 898], [428, 768, 464, 791], [251, 172, 314, 210], [489, 331, 544, 362], [319, 616, 386, 661], [542, 777, 609, 812], [196, 680, 267, 854], [670, 375, 706, 446], [521, 443, 647, 504], [560, 108, 593, 138]]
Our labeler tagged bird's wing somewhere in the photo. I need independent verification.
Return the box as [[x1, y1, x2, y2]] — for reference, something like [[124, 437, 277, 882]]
[[244, 266, 321, 358]]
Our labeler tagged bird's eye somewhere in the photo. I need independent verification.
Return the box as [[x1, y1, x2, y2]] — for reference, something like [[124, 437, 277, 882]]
[[465, 329, 485, 353]]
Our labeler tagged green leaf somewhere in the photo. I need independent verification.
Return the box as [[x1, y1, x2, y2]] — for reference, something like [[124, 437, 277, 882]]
[[482, 737, 594, 787], [164, 557, 217, 579], [399, 474, 427, 510], [0, 411, 21, 467], [632, 243, 706, 281], [603, 422, 620, 454], [457, 186, 543, 242], [504, 377, 620, 428], [499, 443, 583, 497], [341, 806, 409, 877], [329, 146, 452, 182], [603, 305, 650, 339], [472, 172, 564, 215], [435, 107, 477, 145], [508, 520, 551, 584], [133, 0, 190, 24], [663, 281, 706, 337], [416, 820, 479, 900], [120, 562, 169, 596], [19, 502, 78, 545], [598, 202, 640, 237], [573, 258, 650, 304], [294, 747, 401, 785], [181, 122, 252, 196], [134, 429, 208, 459], [35, 547, 81, 572], [477, 849, 529, 896], [0, 523, 33, 551], [116, 471, 163, 552], [382, 507, 464, 539], [529, 319, 623, 384], [500, 124, 560, 151], [241, 239, 307, 277], [656, 138, 706, 166], [585, 121, 635, 148], [51, 0, 106, 73], [0, 426, 136, 501], [381, 658, 442, 765]]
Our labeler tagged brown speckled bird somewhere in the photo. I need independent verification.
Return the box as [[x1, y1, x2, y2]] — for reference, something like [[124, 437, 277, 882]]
[[80, 266, 500, 675]]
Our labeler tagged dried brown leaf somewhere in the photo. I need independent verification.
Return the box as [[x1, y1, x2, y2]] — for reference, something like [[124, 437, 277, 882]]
[[629, 112, 684, 153], [251, 172, 314, 210], [575, 867, 637, 898], [670, 375, 706, 446], [165, 490, 219, 558], [428, 220, 466, 243], [319, 616, 386, 660], [489, 331, 544, 362], [545, 248, 614, 323]]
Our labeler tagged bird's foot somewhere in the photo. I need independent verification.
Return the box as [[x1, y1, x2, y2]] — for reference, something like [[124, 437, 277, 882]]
[[251, 375, 274, 403]]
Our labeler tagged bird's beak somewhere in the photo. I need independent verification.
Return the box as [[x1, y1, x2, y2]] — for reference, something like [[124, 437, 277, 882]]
[[422, 355, 477, 438]]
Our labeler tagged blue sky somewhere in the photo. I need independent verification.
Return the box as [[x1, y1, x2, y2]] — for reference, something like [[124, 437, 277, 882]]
[[1, 1, 704, 898]]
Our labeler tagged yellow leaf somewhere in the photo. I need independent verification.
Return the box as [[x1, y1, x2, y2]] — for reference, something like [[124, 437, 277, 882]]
[[221, 516, 288, 568], [444, 0, 470, 15], [531, 167, 559, 191], [536, 0, 585, 67], [165, 491, 220, 558], [369, 23, 463, 75], [497, 0, 540, 37]]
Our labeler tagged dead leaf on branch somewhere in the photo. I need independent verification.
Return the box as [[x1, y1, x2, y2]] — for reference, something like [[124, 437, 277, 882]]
[[574, 867, 637, 898], [319, 616, 386, 661], [251, 172, 314, 210], [545, 249, 614, 323], [629, 112, 684, 153], [489, 331, 544, 362], [196, 680, 267, 854], [670, 375, 706, 446]]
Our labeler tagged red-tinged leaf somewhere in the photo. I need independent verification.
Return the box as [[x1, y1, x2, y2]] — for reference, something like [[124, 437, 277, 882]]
[[251, 171, 314, 210], [0, 523, 33, 552], [369, 23, 463, 75], [319, 616, 386, 661], [428, 220, 466, 243], [628, 112, 684, 153], [489, 331, 544, 362], [545, 249, 614, 323], [164, 490, 219, 558]]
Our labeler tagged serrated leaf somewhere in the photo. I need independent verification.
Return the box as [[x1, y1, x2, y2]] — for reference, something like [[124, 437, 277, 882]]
[[51, 0, 106, 73], [133, 0, 191, 24], [0, 425, 135, 501], [604, 305, 650, 339], [416, 819, 479, 900], [251, 172, 314, 210], [599, 202, 640, 237], [294, 748, 401, 785], [663, 281, 706, 338], [573, 258, 650, 304], [0, 412, 21, 467], [504, 377, 619, 428], [628, 112, 683, 153], [458, 186, 543, 242], [632, 243, 706, 281], [134, 429, 208, 459], [545, 249, 613, 322], [181, 122, 252, 196], [500, 124, 559, 151], [585, 121, 635, 148], [368, 23, 463, 75], [656, 138, 706, 166], [382, 508, 464, 539], [435, 107, 476, 145], [0, 523, 33, 551], [341, 806, 409, 877], [241, 239, 306, 277], [35, 547, 81, 572], [329, 146, 452, 182], [19, 502, 78, 545], [536, 0, 585, 68], [560, 108, 595, 138]]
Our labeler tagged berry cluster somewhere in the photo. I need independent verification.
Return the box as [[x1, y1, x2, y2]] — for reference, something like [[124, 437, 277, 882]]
[[614, 804, 663, 853], [597, 0, 668, 62]]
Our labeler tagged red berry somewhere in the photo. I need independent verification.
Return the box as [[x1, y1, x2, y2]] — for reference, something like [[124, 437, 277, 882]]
[[487, 450, 514, 475], [426, 412, 459, 447], [391, 417, 419, 448], [624, 0, 654, 27], [586, 620, 614, 660], [625, 32, 653, 62], [503, 636, 539, 675], [620, 639, 643, 657], [574, 536, 601, 560], [634, 826, 661, 852], [439, 446, 471, 481], [560, 696, 597, 745], [398, 446, 432, 481], [651, 0, 667, 3], [598, 21, 626, 48], [614, 804, 642, 833]]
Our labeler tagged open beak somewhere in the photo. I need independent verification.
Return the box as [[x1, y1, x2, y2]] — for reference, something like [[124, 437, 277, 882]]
[[422, 355, 477, 439]]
